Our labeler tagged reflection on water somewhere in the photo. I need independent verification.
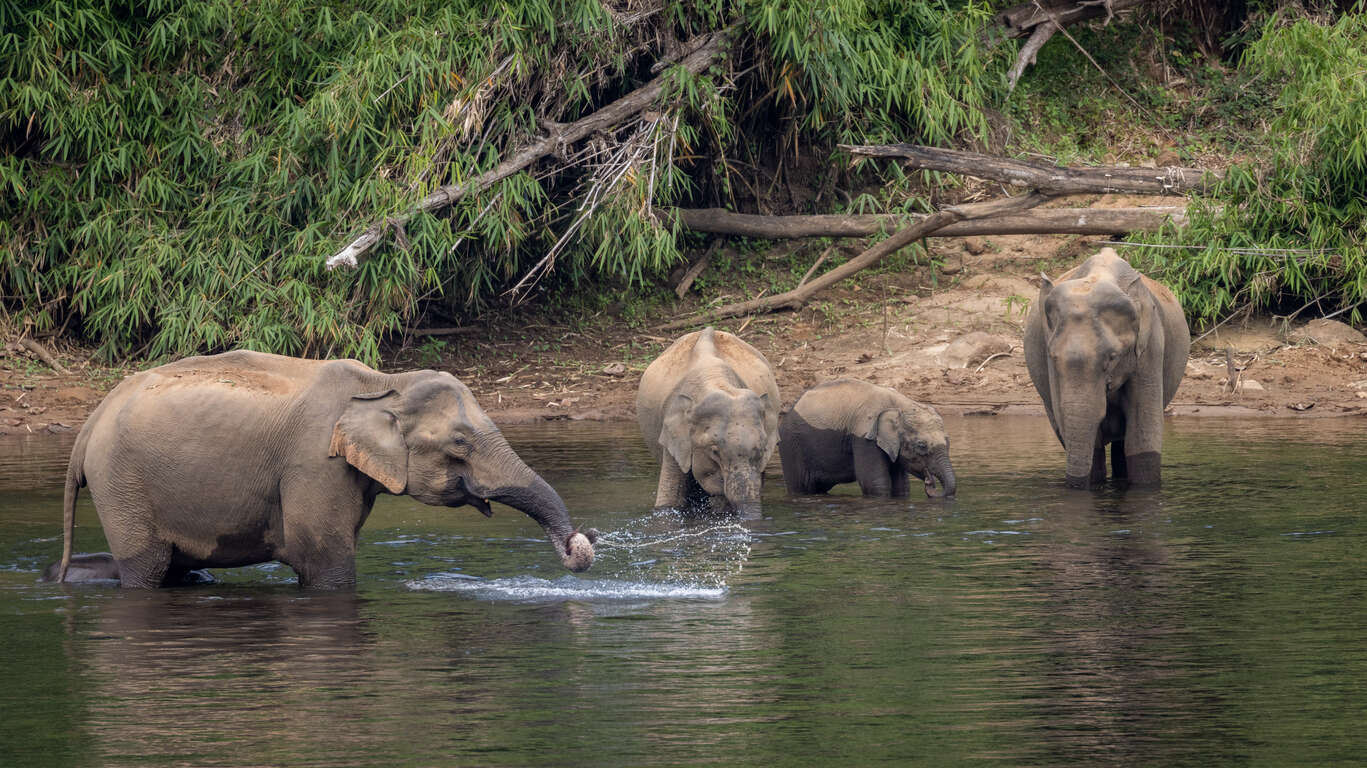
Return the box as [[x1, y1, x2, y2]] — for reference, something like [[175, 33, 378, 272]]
[[1, 416, 1365, 766]]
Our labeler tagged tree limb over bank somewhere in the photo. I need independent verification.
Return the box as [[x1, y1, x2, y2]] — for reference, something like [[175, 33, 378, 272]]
[[840, 143, 1219, 196], [674, 206, 1185, 239], [325, 31, 729, 271], [658, 193, 1053, 331], [997, 0, 1154, 39]]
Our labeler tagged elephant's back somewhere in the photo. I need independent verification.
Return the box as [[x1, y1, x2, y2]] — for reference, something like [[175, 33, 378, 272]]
[[637, 329, 781, 455], [791, 378, 887, 431]]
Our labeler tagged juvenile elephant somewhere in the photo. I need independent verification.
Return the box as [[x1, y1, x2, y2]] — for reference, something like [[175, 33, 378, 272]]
[[637, 327, 780, 516], [779, 379, 956, 498], [58, 350, 595, 588], [1024, 248, 1190, 489]]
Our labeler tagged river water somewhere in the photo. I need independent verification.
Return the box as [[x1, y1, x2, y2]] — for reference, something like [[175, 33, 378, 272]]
[[1, 416, 1363, 766]]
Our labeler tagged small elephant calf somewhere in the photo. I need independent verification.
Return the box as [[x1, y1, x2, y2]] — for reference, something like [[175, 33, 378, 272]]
[[779, 379, 956, 498]]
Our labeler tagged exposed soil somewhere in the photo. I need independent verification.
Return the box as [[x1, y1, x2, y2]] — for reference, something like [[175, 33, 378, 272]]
[[5, 195, 1367, 437]]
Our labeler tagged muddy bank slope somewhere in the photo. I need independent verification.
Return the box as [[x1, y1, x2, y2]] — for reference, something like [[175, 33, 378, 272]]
[[5, 204, 1367, 435]]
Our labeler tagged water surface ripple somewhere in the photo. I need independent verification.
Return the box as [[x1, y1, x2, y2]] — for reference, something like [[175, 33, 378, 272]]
[[1, 416, 1364, 766]]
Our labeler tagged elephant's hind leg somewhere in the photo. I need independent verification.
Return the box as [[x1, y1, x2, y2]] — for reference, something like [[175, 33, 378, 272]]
[[1089, 440, 1108, 487], [115, 543, 174, 589], [1111, 441, 1128, 480]]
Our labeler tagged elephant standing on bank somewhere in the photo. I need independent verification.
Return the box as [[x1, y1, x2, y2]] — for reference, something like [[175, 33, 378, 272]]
[[1024, 248, 1190, 489], [637, 327, 781, 516], [58, 350, 595, 588], [779, 379, 957, 498]]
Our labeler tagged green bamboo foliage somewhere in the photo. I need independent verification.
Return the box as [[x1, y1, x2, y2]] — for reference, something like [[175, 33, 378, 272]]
[[1139, 11, 1367, 327], [1, 0, 997, 361]]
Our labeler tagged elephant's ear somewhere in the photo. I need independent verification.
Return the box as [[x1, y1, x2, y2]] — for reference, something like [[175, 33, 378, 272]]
[[1122, 273, 1155, 363], [659, 392, 695, 474], [857, 407, 902, 461], [329, 390, 407, 494], [1038, 273, 1055, 332]]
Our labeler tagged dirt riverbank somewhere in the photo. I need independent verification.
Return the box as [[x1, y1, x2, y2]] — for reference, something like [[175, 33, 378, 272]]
[[5, 198, 1367, 436]]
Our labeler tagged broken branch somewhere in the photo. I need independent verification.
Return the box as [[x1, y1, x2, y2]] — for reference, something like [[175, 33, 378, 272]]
[[19, 337, 69, 375], [998, 0, 1153, 39], [658, 193, 1053, 330]]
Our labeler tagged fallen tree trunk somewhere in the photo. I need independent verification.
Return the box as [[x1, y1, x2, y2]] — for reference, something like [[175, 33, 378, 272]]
[[658, 193, 1053, 331], [674, 206, 1185, 239], [842, 143, 1219, 196], [326, 31, 729, 270]]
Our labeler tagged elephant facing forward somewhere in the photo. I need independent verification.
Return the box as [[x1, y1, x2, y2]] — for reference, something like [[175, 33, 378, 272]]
[[779, 379, 956, 498], [637, 327, 780, 516], [1024, 248, 1190, 489], [58, 350, 595, 588]]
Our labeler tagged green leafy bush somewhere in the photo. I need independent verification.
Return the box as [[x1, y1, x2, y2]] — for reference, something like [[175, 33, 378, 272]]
[[1, 0, 1000, 362], [1138, 10, 1367, 327]]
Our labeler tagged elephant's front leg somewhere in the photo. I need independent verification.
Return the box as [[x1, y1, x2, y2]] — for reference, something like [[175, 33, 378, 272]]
[[654, 452, 691, 511], [285, 527, 358, 589], [888, 468, 911, 498], [1122, 377, 1165, 486], [280, 484, 366, 589], [852, 440, 894, 497]]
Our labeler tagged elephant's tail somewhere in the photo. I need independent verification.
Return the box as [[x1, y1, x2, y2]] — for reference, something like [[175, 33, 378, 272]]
[[57, 436, 88, 584]]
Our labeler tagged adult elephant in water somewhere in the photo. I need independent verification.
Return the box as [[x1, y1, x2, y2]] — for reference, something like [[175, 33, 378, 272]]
[[57, 350, 595, 588], [637, 327, 780, 516], [778, 379, 956, 498], [1024, 248, 1190, 489]]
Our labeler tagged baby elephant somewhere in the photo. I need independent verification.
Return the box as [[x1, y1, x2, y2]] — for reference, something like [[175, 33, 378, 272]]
[[41, 552, 216, 585], [779, 379, 956, 498]]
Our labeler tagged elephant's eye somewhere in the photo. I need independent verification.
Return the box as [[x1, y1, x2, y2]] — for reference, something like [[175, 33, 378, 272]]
[[915, 440, 929, 455], [446, 435, 472, 459]]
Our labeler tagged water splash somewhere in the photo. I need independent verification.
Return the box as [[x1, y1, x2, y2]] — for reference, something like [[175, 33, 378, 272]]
[[408, 509, 752, 602], [593, 508, 752, 590], [408, 574, 726, 603]]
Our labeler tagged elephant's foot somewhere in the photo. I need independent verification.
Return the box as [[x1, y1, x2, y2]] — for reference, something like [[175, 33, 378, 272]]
[[1124, 452, 1161, 486], [1065, 474, 1095, 490]]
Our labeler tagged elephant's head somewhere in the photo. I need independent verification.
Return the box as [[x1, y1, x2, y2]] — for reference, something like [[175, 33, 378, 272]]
[[328, 373, 595, 571], [1038, 262, 1152, 489], [857, 402, 957, 498], [661, 387, 771, 516]]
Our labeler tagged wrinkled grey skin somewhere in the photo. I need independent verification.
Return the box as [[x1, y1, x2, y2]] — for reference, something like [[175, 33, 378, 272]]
[[41, 552, 215, 585], [1024, 248, 1190, 489], [779, 379, 956, 498], [637, 328, 781, 516], [58, 350, 595, 588]]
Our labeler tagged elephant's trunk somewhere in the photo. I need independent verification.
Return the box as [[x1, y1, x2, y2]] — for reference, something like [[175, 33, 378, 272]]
[[1059, 383, 1105, 489], [474, 438, 595, 572], [722, 464, 763, 517], [925, 449, 956, 498]]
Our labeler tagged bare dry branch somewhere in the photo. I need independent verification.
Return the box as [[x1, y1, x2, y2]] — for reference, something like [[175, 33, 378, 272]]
[[658, 193, 1053, 330]]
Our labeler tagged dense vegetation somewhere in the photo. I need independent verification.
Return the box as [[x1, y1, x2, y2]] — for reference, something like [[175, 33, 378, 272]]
[[1142, 10, 1367, 326], [0, 0, 999, 361], [1, 1, 1364, 362]]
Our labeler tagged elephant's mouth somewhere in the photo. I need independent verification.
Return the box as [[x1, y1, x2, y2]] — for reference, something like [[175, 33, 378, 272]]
[[468, 496, 493, 517], [923, 475, 944, 498]]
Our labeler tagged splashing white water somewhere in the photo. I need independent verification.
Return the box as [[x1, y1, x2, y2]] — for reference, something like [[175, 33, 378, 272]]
[[408, 509, 752, 602], [408, 574, 726, 602]]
